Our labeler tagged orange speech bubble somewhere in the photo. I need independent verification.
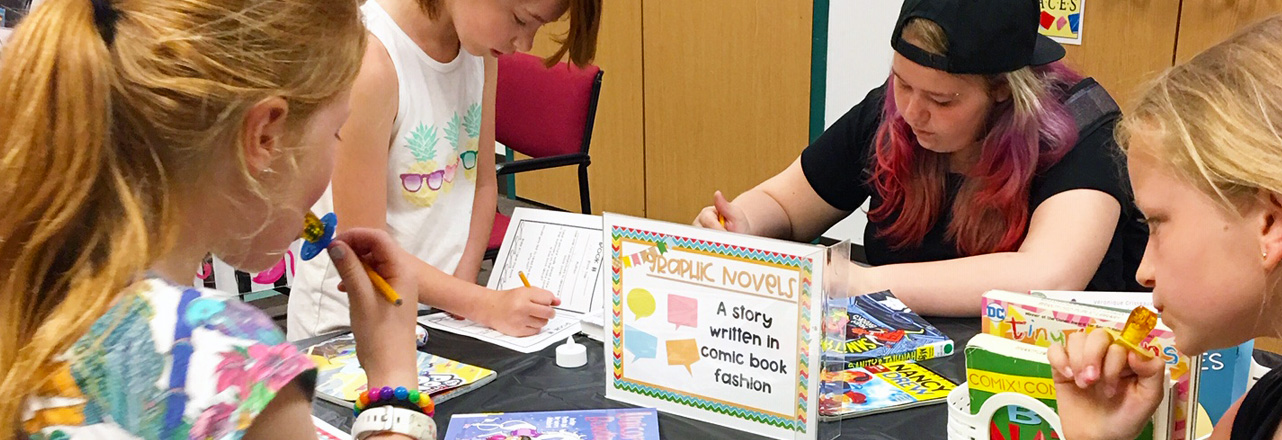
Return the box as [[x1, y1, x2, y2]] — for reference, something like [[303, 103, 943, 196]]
[[666, 339, 700, 375]]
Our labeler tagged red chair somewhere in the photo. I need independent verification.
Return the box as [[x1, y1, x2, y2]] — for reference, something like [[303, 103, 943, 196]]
[[485, 52, 604, 260]]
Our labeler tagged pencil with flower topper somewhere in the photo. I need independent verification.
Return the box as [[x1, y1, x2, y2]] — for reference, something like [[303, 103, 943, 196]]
[[300, 211, 402, 305]]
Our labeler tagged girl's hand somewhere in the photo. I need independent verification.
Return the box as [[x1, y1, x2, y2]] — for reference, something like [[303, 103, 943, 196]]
[[329, 228, 420, 389], [694, 191, 750, 234], [1047, 329, 1167, 440], [475, 287, 561, 337]]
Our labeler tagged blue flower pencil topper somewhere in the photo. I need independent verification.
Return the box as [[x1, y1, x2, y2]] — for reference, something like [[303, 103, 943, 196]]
[[300, 211, 404, 306], [300, 211, 337, 261]]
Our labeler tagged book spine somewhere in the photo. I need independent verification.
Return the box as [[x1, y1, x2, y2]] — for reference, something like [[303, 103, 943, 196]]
[[842, 343, 948, 369]]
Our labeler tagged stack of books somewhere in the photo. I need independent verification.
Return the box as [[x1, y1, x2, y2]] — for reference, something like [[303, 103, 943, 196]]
[[819, 290, 958, 420]]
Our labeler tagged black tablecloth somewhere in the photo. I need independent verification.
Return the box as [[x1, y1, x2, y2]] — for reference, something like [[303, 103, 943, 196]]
[[306, 317, 981, 440]]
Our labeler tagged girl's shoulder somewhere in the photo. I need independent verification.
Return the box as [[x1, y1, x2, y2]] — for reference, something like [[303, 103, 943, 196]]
[[21, 280, 314, 440]]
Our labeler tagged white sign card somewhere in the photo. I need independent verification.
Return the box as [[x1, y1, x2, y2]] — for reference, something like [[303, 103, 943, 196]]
[[603, 213, 825, 440]]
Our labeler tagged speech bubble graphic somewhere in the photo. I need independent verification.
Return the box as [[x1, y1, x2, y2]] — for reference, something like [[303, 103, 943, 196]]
[[666, 339, 700, 375], [668, 294, 698, 330], [624, 325, 658, 360], [628, 288, 656, 320]]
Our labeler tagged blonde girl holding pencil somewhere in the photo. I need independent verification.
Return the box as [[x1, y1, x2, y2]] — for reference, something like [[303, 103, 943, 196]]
[[0, 0, 426, 439]]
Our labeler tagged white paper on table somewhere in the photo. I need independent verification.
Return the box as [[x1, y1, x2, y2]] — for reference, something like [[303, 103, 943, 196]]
[[313, 415, 351, 440], [419, 208, 605, 353]]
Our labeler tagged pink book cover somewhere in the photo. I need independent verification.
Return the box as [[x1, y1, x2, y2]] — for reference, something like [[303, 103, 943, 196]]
[[980, 290, 1196, 440]]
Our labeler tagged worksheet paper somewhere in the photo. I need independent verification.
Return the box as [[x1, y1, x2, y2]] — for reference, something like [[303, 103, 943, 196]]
[[313, 415, 351, 440], [419, 208, 605, 353]]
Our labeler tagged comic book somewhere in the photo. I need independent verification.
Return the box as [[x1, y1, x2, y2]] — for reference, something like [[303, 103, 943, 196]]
[[305, 333, 496, 407], [822, 290, 955, 368], [965, 333, 1162, 440], [1034, 290, 1250, 430], [443, 408, 660, 440], [982, 290, 1197, 440], [818, 360, 956, 420]]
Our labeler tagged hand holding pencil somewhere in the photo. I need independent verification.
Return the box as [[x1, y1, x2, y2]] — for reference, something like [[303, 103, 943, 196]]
[[325, 228, 420, 390], [363, 262, 403, 305]]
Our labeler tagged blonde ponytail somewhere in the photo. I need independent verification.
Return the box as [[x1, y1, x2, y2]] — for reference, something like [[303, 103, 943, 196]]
[[0, 0, 162, 436], [0, 0, 366, 436]]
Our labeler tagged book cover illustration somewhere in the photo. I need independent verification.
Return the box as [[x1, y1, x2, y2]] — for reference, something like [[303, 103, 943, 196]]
[[443, 408, 660, 440], [818, 360, 956, 420], [965, 334, 1157, 440], [822, 290, 955, 367], [1034, 289, 1247, 429], [982, 290, 1194, 439], [306, 333, 496, 406]]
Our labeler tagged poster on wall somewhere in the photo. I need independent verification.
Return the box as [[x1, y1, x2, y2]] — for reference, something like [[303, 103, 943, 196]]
[[603, 213, 826, 440], [1039, 0, 1084, 45]]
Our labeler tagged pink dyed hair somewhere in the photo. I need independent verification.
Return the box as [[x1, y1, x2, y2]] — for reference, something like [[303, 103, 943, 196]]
[[867, 62, 1084, 256]]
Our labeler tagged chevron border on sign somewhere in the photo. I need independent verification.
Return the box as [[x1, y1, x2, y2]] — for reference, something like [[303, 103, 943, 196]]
[[608, 226, 816, 433]]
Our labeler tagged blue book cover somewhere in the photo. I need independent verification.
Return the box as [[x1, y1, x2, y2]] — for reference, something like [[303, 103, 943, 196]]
[[823, 290, 954, 368], [1199, 341, 1254, 424], [443, 408, 660, 440]]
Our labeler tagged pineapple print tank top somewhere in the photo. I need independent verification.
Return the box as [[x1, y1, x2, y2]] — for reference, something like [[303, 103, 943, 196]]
[[288, 0, 485, 339]]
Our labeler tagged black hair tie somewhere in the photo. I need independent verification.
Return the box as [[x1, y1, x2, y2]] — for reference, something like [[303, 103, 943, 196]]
[[90, 0, 119, 44]]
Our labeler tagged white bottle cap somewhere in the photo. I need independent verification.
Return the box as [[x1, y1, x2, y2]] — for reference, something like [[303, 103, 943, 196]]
[[415, 324, 429, 348], [556, 336, 587, 368]]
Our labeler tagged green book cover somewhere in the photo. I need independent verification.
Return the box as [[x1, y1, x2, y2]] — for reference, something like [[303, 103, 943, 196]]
[[964, 333, 1155, 440]]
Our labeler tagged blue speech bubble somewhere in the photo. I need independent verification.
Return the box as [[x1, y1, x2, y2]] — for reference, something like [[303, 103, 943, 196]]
[[624, 325, 658, 360]]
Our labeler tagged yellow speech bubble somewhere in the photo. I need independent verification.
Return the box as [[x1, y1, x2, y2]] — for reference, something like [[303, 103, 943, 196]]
[[628, 288, 656, 319], [666, 338, 700, 375]]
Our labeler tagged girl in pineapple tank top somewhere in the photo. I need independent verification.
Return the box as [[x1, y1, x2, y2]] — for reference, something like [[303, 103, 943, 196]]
[[289, 0, 602, 340]]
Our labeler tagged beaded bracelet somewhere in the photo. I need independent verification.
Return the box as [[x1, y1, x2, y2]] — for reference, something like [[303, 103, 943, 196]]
[[354, 386, 435, 417]]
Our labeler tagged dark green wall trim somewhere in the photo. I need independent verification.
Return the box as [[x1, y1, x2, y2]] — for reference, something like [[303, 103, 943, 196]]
[[810, 0, 829, 143]]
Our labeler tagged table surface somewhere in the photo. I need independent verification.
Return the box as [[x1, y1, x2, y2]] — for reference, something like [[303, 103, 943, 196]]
[[308, 316, 981, 440]]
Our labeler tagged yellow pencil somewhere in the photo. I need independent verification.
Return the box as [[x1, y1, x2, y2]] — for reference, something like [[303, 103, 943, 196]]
[[519, 271, 532, 288], [364, 263, 403, 306], [718, 214, 726, 228]]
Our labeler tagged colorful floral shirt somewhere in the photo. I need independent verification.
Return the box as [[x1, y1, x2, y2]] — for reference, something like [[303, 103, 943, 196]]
[[21, 279, 316, 440]]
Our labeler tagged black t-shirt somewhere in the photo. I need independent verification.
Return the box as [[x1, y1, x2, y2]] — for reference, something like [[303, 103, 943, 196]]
[[800, 80, 1147, 292], [1233, 365, 1282, 439]]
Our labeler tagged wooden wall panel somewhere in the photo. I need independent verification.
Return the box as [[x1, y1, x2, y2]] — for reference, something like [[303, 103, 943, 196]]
[[641, 0, 813, 223], [513, 0, 646, 216], [1059, 1, 1181, 107], [1174, 0, 1282, 63], [1257, 337, 1282, 355]]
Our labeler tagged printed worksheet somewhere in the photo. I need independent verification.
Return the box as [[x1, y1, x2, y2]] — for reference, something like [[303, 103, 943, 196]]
[[419, 208, 604, 353]]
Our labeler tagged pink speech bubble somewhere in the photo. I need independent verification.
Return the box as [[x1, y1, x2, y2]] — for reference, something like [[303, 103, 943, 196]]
[[668, 294, 698, 330]]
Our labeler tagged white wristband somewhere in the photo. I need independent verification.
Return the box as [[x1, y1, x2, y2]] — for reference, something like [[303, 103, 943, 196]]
[[351, 406, 436, 440]]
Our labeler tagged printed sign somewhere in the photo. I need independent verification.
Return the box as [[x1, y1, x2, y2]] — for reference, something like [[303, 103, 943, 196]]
[[1040, 0, 1084, 45], [604, 214, 825, 440]]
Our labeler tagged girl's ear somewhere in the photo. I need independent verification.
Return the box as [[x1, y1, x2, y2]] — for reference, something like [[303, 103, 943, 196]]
[[1259, 191, 1282, 271], [241, 97, 290, 177], [990, 78, 1013, 104]]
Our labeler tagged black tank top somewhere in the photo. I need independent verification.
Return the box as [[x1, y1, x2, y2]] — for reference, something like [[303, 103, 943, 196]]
[[1233, 366, 1282, 439]]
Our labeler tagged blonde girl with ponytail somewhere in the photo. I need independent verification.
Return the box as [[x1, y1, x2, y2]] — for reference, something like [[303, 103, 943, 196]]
[[0, 0, 425, 439], [1049, 15, 1282, 440]]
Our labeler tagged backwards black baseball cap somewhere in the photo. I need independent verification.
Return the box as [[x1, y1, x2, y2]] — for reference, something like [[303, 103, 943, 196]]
[[891, 0, 1066, 75]]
